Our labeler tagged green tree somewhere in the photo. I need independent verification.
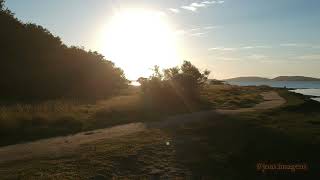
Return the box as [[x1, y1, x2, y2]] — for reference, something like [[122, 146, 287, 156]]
[[139, 61, 210, 110], [0, 0, 129, 100]]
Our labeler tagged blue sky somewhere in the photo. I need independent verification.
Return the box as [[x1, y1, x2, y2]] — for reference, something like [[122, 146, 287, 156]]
[[5, 0, 320, 79]]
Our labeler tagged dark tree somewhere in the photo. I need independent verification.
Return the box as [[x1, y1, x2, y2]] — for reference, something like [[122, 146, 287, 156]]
[[0, 1, 128, 101]]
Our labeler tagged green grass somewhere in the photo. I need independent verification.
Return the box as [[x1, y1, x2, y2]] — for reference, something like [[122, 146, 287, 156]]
[[159, 89, 320, 179], [1, 87, 320, 179], [0, 84, 279, 147], [201, 84, 267, 109], [0, 87, 152, 146], [0, 85, 209, 146]]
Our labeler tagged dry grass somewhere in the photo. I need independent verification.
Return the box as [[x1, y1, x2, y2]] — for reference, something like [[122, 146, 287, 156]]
[[201, 84, 266, 109], [0, 90, 145, 146]]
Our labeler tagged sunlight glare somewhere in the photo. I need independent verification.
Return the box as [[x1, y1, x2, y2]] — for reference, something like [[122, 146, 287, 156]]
[[100, 9, 180, 80]]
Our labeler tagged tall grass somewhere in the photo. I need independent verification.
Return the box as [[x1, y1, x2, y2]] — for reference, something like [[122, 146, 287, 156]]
[[201, 84, 266, 109], [0, 94, 144, 146]]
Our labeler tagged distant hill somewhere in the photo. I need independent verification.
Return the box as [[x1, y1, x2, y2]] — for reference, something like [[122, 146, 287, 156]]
[[272, 76, 320, 81], [224, 77, 271, 82], [225, 76, 320, 82]]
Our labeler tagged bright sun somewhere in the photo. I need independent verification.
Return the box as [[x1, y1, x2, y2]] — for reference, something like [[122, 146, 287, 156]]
[[99, 9, 180, 80]]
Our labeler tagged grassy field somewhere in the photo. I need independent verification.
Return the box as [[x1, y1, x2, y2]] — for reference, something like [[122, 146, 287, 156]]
[[201, 84, 269, 109], [0, 84, 269, 146], [1, 85, 320, 179], [0, 87, 319, 179], [154, 89, 320, 179], [0, 86, 147, 146]]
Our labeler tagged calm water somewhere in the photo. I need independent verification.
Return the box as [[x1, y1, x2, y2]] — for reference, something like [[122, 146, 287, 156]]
[[227, 81, 320, 102]]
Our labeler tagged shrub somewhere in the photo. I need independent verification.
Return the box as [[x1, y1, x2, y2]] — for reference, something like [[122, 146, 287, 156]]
[[138, 61, 210, 111]]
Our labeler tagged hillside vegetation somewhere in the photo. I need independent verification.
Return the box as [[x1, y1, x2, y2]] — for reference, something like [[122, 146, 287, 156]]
[[0, 1, 128, 101], [225, 76, 320, 82]]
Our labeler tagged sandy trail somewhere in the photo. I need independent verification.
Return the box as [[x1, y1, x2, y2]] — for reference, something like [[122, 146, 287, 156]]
[[0, 91, 285, 164], [0, 123, 146, 163]]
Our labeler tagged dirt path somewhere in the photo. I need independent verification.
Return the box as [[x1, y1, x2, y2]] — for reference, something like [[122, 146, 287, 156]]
[[216, 91, 286, 114], [0, 123, 146, 163], [0, 91, 285, 165]]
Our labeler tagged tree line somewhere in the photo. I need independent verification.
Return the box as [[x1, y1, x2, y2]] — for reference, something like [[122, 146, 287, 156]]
[[0, 0, 128, 101], [0, 0, 210, 104]]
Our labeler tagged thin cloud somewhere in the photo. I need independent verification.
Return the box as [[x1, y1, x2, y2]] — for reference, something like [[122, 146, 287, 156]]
[[215, 56, 241, 61], [181, 6, 197, 12], [209, 47, 237, 51], [247, 54, 267, 60], [191, 3, 206, 7], [208, 45, 271, 51], [280, 43, 308, 47], [204, 25, 222, 30], [191, 32, 208, 37], [176, 25, 222, 37], [219, 57, 240, 61], [280, 43, 300, 47], [179, 0, 225, 13], [168, 8, 180, 13], [190, 28, 201, 31], [241, 45, 272, 49], [242, 46, 254, 49], [202, 1, 217, 4], [297, 54, 320, 60]]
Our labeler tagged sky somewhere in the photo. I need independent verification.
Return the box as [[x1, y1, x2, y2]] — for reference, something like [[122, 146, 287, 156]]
[[5, 0, 320, 80]]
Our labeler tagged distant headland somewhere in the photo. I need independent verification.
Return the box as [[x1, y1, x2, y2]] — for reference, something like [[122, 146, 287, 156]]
[[224, 76, 320, 82]]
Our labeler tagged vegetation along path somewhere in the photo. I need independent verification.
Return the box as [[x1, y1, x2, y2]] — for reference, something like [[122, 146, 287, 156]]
[[216, 91, 286, 114], [0, 91, 285, 163]]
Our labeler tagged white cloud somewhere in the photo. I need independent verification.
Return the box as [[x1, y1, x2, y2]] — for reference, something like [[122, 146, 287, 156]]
[[247, 54, 267, 60], [242, 46, 254, 49], [191, 32, 207, 37], [209, 47, 236, 51], [179, 0, 224, 13], [240, 45, 272, 49], [255, 45, 272, 49], [203, 25, 222, 30], [168, 8, 180, 13], [216, 57, 241, 61], [176, 25, 221, 38], [202, 1, 217, 4], [181, 6, 197, 12], [208, 55, 241, 61], [208, 45, 271, 51], [297, 54, 320, 60], [280, 43, 299, 47], [190, 28, 201, 31], [280, 43, 307, 47], [191, 3, 206, 7]]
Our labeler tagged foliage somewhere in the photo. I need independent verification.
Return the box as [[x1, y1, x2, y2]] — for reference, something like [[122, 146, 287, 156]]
[[138, 61, 210, 110], [201, 84, 264, 109], [0, 1, 128, 100]]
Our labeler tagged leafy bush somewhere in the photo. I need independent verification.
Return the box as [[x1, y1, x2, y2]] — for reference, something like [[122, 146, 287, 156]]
[[138, 61, 210, 111]]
